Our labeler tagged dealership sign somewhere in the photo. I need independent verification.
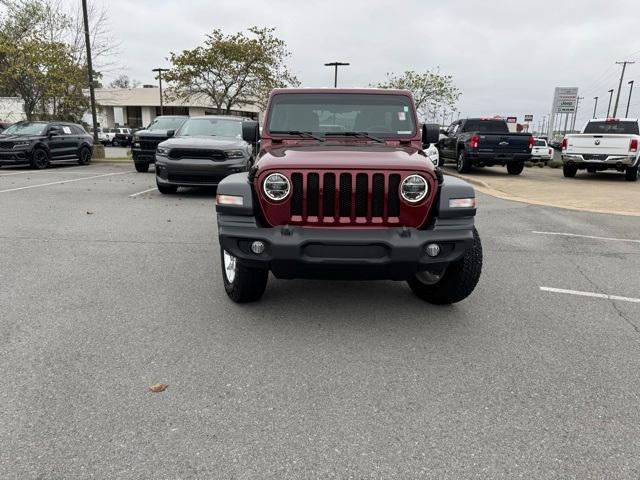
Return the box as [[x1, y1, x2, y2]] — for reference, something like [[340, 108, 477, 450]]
[[552, 87, 579, 114], [524, 114, 534, 122]]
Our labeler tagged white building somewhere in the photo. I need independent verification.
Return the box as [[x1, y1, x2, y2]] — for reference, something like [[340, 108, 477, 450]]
[[87, 86, 261, 129], [0, 97, 26, 123]]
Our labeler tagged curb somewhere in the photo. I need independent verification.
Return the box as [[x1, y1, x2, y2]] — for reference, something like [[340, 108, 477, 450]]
[[443, 168, 640, 218], [93, 158, 131, 164]]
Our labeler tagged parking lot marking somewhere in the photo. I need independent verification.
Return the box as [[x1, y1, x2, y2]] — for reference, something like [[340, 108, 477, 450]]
[[540, 287, 640, 304], [0, 169, 91, 177], [0, 172, 130, 193], [533, 231, 640, 245], [129, 187, 157, 197]]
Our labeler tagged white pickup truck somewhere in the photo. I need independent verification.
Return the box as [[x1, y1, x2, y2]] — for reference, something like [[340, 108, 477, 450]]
[[562, 118, 639, 181]]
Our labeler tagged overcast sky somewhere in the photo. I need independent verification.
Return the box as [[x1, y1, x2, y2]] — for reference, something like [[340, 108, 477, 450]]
[[79, 0, 640, 127]]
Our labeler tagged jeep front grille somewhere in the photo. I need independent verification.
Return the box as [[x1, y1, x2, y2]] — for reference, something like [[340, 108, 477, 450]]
[[288, 171, 402, 224]]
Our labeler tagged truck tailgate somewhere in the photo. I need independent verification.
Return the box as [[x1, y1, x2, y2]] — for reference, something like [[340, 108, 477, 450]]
[[565, 134, 633, 155], [478, 134, 531, 154]]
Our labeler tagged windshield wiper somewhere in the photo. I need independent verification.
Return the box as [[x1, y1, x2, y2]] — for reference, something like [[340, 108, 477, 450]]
[[324, 131, 385, 143], [272, 130, 325, 142]]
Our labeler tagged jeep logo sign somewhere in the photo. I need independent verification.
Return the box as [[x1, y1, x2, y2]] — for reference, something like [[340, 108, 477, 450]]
[[595, 139, 601, 145]]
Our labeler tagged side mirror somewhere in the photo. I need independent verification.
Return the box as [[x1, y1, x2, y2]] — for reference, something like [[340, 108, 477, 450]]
[[166, 130, 175, 138], [242, 121, 259, 144], [422, 124, 440, 146]]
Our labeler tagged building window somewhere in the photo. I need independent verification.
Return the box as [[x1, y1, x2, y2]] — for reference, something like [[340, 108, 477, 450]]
[[155, 106, 189, 116], [126, 106, 142, 128]]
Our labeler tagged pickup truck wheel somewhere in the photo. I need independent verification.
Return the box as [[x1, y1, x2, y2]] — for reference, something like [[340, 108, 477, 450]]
[[506, 162, 524, 175], [30, 148, 49, 170], [135, 162, 150, 173], [625, 165, 639, 182], [456, 150, 472, 173], [407, 228, 482, 305], [563, 164, 577, 178], [221, 248, 268, 303], [77, 146, 91, 165]]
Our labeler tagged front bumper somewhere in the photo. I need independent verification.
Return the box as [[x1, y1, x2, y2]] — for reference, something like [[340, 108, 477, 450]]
[[0, 149, 29, 165], [562, 154, 638, 167], [218, 214, 475, 280], [156, 155, 249, 187]]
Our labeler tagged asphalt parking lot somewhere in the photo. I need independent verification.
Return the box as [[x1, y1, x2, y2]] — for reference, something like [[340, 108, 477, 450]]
[[1, 163, 640, 479]]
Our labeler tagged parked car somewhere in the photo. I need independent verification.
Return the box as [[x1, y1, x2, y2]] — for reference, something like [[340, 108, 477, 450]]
[[112, 127, 133, 147], [424, 142, 441, 167], [155, 116, 255, 193], [562, 118, 639, 181], [215, 88, 482, 304], [131, 115, 189, 172], [0, 121, 93, 169], [532, 138, 554, 162], [437, 118, 534, 174], [91, 127, 115, 145]]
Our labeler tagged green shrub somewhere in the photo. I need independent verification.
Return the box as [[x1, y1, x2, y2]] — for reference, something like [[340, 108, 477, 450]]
[[547, 160, 562, 169], [524, 161, 534, 168]]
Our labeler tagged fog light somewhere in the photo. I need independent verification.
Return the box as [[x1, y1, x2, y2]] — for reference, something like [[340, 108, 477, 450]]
[[251, 241, 265, 255], [425, 243, 440, 257]]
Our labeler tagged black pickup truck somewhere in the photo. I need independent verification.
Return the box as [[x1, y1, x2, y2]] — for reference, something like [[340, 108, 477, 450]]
[[437, 118, 533, 175]]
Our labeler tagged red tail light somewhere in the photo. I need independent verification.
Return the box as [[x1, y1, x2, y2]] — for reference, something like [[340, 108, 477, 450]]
[[470, 135, 480, 149], [630, 139, 638, 153], [549, 148, 553, 156], [528, 136, 534, 150], [561, 138, 568, 151]]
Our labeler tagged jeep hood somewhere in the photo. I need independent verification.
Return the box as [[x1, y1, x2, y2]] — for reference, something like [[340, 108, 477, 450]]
[[256, 144, 435, 173]]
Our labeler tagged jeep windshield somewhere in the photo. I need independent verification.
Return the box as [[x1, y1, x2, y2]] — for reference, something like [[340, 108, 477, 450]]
[[268, 93, 416, 138], [177, 118, 242, 138], [2, 122, 47, 136], [147, 117, 187, 131]]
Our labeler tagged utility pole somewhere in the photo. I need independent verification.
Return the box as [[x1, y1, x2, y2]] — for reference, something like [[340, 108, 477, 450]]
[[152, 68, 169, 115], [457, 111, 461, 120], [592, 96, 598, 118], [613, 61, 635, 117], [571, 96, 584, 131], [626, 80, 634, 118], [606, 89, 614, 117], [82, 0, 98, 143], [324, 62, 350, 88]]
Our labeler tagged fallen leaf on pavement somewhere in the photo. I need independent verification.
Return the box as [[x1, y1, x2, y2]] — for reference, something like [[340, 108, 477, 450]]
[[149, 383, 169, 393], [86, 211, 94, 215]]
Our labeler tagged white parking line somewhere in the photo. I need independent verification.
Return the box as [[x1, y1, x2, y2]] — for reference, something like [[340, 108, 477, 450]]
[[129, 187, 157, 197], [540, 287, 640, 304], [0, 169, 93, 177], [0, 172, 130, 194], [533, 231, 640, 245]]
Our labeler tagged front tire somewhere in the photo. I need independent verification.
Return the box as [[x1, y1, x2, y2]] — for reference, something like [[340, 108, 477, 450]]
[[625, 165, 638, 182], [30, 148, 49, 170], [77, 146, 91, 165], [221, 248, 268, 303], [563, 164, 577, 178], [456, 150, 472, 173], [407, 228, 482, 305], [135, 162, 150, 173], [506, 161, 524, 175]]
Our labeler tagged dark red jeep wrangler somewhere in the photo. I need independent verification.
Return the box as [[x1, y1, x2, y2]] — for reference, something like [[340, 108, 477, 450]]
[[216, 88, 482, 304]]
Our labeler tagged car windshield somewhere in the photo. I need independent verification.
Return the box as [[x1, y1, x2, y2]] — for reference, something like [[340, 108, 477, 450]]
[[177, 118, 242, 137], [267, 93, 417, 137], [583, 121, 639, 135], [534, 140, 546, 147], [2, 122, 47, 136], [463, 120, 509, 133], [147, 117, 187, 131]]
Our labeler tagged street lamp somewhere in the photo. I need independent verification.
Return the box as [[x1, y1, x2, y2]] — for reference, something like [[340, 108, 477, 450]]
[[82, 0, 98, 143], [152, 68, 169, 115], [626, 80, 634, 118], [324, 62, 350, 88], [592, 96, 598, 118], [606, 89, 614, 117]]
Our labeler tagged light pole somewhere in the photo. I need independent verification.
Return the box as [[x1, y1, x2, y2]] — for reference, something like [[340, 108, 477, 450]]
[[324, 62, 350, 88], [152, 68, 169, 115], [626, 80, 634, 118], [606, 89, 614, 117], [82, 0, 98, 143], [613, 61, 634, 117], [592, 96, 598, 118]]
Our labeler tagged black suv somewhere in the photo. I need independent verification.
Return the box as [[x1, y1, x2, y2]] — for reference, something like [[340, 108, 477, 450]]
[[0, 121, 93, 169], [131, 116, 189, 172]]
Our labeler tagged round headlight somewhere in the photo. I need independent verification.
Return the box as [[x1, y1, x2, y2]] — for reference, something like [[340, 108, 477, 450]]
[[263, 173, 290, 201], [400, 175, 428, 203]]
